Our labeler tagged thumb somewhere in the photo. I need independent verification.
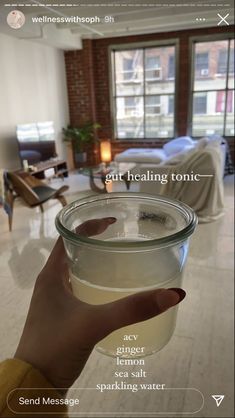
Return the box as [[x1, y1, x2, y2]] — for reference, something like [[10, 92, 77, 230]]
[[95, 288, 186, 342]]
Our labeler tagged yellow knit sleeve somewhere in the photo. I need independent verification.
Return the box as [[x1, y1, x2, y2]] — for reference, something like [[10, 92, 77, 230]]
[[0, 359, 68, 417]]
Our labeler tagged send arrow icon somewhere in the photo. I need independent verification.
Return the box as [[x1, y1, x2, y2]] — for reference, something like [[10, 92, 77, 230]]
[[212, 395, 225, 407]]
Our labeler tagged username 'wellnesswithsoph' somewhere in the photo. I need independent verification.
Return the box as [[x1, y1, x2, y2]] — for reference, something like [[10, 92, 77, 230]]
[[105, 170, 202, 185]]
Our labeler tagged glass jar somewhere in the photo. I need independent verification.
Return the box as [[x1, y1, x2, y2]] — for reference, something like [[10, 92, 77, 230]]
[[56, 193, 197, 357]]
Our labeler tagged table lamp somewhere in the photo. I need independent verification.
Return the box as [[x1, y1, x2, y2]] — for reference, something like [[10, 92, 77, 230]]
[[100, 140, 112, 166]]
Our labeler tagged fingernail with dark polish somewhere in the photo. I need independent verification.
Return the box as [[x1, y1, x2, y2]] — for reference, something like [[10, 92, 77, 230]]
[[106, 217, 117, 224], [169, 288, 186, 303]]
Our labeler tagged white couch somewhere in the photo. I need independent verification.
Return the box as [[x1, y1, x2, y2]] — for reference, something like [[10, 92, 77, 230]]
[[115, 136, 226, 170], [114, 137, 197, 165]]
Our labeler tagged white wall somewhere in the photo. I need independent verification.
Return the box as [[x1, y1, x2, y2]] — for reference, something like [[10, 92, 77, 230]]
[[0, 33, 69, 170]]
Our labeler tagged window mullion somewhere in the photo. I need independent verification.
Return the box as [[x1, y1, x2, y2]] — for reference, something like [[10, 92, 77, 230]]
[[190, 43, 196, 136], [143, 48, 146, 139], [113, 51, 117, 139], [223, 40, 231, 136]]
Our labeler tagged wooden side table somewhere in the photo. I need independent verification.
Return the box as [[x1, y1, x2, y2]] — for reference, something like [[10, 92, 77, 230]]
[[26, 159, 68, 180]]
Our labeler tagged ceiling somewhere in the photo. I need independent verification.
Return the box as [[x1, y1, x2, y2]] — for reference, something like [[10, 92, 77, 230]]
[[0, 0, 234, 50]]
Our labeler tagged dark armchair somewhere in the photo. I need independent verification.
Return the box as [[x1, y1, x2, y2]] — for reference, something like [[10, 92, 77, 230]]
[[6, 172, 69, 231]]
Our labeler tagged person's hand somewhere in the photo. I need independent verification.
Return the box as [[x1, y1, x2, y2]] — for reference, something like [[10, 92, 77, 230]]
[[15, 217, 186, 392]]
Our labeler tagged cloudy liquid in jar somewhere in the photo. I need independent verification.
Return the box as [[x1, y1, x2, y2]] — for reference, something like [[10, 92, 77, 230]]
[[71, 277, 181, 358], [70, 238, 184, 357]]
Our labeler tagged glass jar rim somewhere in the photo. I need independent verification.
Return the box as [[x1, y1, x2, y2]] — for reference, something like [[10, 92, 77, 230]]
[[55, 192, 197, 249]]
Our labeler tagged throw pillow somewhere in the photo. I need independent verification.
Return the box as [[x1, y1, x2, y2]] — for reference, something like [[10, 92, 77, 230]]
[[163, 136, 194, 156]]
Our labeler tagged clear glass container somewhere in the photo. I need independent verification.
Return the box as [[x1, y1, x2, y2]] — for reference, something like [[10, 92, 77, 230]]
[[56, 193, 197, 357]]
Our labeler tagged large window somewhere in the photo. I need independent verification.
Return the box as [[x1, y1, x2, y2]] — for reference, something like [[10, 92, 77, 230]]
[[112, 44, 176, 139], [191, 38, 234, 137]]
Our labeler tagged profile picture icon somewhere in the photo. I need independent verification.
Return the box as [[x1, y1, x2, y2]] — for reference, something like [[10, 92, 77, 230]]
[[7, 10, 25, 29]]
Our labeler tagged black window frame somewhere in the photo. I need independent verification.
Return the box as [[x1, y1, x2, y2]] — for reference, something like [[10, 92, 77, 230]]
[[110, 40, 178, 141], [168, 55, 175, 79], [218, 49, 228, 74], [193, 93, 207, 115], [189, 35, 234, 138], [195, 52, 209, 72]]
